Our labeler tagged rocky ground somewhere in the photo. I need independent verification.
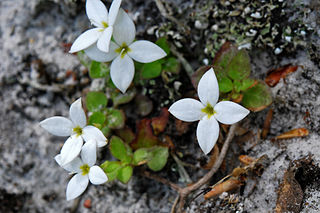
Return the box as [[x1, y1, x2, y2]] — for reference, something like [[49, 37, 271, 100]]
[[0, 0, 319, 212]]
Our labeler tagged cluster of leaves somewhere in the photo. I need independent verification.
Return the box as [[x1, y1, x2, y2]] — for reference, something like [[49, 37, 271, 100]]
[[192, 42, 272, 112], [80, 38, 178, 183]]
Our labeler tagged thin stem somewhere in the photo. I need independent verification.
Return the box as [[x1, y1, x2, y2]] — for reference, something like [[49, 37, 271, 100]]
[[141, 170, 182, 192]]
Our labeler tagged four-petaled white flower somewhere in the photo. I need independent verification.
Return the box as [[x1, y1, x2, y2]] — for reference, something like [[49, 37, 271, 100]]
[[69, 0, 122, 53], [40, 98, 107, 165], [55, 140, 108, 200], [168, 68, 250, 155], [83, 9, 167, 93]]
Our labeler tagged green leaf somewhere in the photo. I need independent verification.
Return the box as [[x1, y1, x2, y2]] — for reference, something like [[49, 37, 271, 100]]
[[101, 125, 111, 137], [141, 61, 162, 79], [213, 42, 238, 77], [133, 148, 149, 165], [240, 78, 255, 91], [117, 165, 133, 183], [86, 91, 108, 112], [88, 111, 106, 126], [233, 80, 242, 93], [147, 147, 169, 172], [163, 57, 180, 74], [219, 77, 233, 93], [101, 161, 121, 181], [109, 136, 132, 163], [155, 37, 170, 55], [242, 82, 272, 112], [227, 49, 251, 80], [89, 61, 109, 78], [112, 88, 136, 107], [106, 108, 125, 129]]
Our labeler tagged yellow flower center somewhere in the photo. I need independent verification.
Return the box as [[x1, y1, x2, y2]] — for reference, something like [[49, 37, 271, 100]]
[[201, 103, 216, 118], [102, 21, 109, 28], [73, 126, 83, 137], [80, 164, 90, 176], [115, 43, 131, 58]]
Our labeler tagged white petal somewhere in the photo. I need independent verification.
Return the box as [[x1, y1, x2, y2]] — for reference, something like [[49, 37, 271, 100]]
[[81, 140, 97, 167], [84, 42, 118, 62], [40, 116, 73, 136], [113, 9, 135, 45], [128, 40, 167, 63], [197, 68, 219, 107], [82, 126, 108, 147], [89, 165, 108, 185], [97, 27, 113, 53], [60, 135, 83, 166], [110, 54, 134, 93], [108, 0, 122, 26], [55, 154, 82, 174], [66, 173, 89, 201], [168, 98, 204, 122], [69, 28, 102, 53], [86, 0, 108, 28], [196, 117, 219, 155], [214, 101, 250, 125], [69, 98, 86, 128]]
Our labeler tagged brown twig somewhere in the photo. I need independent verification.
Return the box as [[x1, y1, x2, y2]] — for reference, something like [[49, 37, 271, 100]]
[[172, 124, 238, 213], [142, 170, 182, 192]]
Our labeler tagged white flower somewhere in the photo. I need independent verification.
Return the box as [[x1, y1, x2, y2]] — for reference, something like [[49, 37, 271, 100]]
[[55, 140, 108, 200], [168, 68, 250, 155], [40, 98, 107, 165], [69, 0, 122, 53], [83, 9, 167, 93]]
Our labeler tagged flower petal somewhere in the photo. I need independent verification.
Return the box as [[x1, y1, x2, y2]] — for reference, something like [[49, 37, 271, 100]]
[[89, 165, 108, 185], [84, 42, 118, 62], [128, 40, 167, 63], [197, 68, 219, 107], [214, 101, 250, 125], [69, 28, 102, 53], [66, 173, 89, 201], [86, 0, 108, 28], [69, 98, 86, 128], [113, 9, 135, 45], [110, 54, 134, 93], [40, 116, 73, 136], [60, 135, 83, 166], [82, 126, 108, 147], [81, 140, 97, 167], [97, 27, 113, 53], [196, 117, 219, 155], [168, 98, 204, 122], [108, 0, 122, 26], [55, 154, 82, 174]]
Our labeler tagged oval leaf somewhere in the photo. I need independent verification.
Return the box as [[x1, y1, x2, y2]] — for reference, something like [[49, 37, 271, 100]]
[[147, 147, 169, 172], [109, 136, 132, 163], [117, 165, 133, 183], [106, 108, 125, 129], [86, 91, 108, 112], [227, 49, 251, 80], [242, 82, 272, 112]]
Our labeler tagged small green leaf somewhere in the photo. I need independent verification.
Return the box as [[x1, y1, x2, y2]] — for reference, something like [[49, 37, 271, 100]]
[[106, 108, 125, 129], [213, 42, 238, 77], [112, 88, 136, 107], [101, 161, 121, 181], [219, 77, 233, 93], [133, 148, 149, 165], [117, 165, 133, 183], [163, 57, 180, 74], [147, 147, 169, 172], [77, 51, 91, 67], [233, 80, 242, 93], [227, 49, 251, 80], [101, 125, 111, 137], [155, 37, 170, 55], [89, 61, 109, 78], [240, 78, 255, 91], [86, 91, 107, 112], [242, 82, 272, 112], [141, 61, 162, 79], [110, 136, 132, 163], [88, 111, 106, 126]]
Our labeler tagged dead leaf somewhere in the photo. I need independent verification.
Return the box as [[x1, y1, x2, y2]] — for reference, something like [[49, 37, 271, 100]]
[[115, 126, 135, 144], [262, 108, 273, 139], [204, 177, 242, 199], [203, 145, 219, 170], [151, 108, 169, 135], [130, 119, 160, 150], [175, 119, 190, 135], [265, 65, 299, 87], [274, 128, 309, 140], [239, 155, 255, 166]]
